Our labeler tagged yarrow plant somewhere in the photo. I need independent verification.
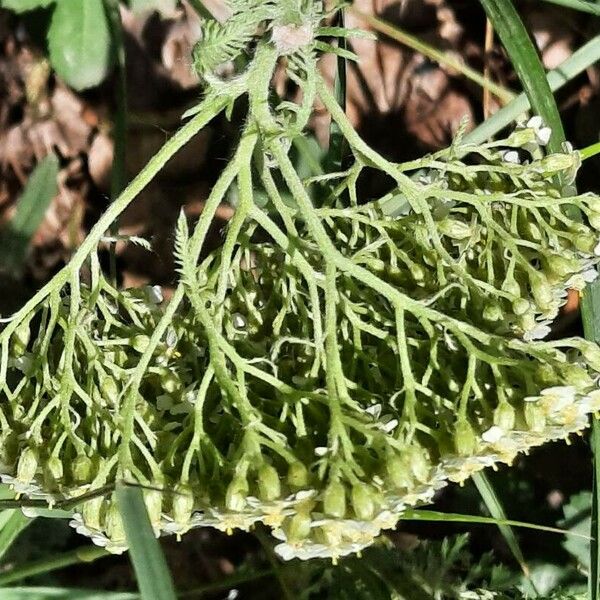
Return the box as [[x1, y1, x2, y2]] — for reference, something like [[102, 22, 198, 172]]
[[3, 0, 600, 562]]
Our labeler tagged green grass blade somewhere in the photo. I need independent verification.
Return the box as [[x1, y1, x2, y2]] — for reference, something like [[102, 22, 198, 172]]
[[0, 588, 138, 600], [582, 284, 600, 600], [0, 547, 109, 587], [115, 483, 176, 600], [541, 0, 600, 14], [472, 472, 532, 581], [0, 510, 32, 562], [351, 8, 515, 104], [465, 34, 600, 144], [479, 0, 565, 153], [0, 154, 59, 271], [402, 509, 590, 539]]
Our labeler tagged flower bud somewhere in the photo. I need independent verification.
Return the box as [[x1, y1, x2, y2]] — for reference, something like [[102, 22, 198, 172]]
[[257, 464, 281, 502], [44, 455, 64, 483], [105, 502, 126, 542], [323, 480, 346, 518], [72, 455, 93, 483], [506, 127, 536, 147], [529, 272, 553, 310], [225, 475, 248, 512], [589, 212, 600, 231], [100, 376, 119, 404], [545, 254, 578, 277], [525, 402, 546, 433], [512, 298, 530, 316], [161, 372, 181, 394], [483, 302, 503, 322], [407, 445, 430, 483], [455, 418, 477, 456], [493, 401, 515, 431], [409, 262, 426, 283], [438, 218, 472, 240], [284, 511, 312, 541], [534, 363, 559, 386], [351, 484, 375, 520], [385, 453, 413, 489], [173, 485, 194, 526], [573, 233, 596, 254], [82, 496, 104, 531], [16, 447, 38, 484], [502, 278, 521, 297], [581, 341, 600, 373], [561, 364, 594, 389], [287, 461, 309, 488], [144, 489, 163, 532], [12, 320, 31, 357], [131, 335, 151, 354]]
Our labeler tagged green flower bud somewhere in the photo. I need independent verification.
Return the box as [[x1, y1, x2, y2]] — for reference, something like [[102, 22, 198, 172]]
[[581, 341, 600, 373], [44, 456, 64, 482], [545, 254, 578, 277], [257, 464, 281, 502], [82, 496, 104, 531], [385, 453, 413, 489], [173, 485, 194, 526], [538, 153, 580, 176], [323, 480, 346, 518], [455, 418, 477, 456], [144, 489, 163, 532], [535, 363, 559, 386], [483, 302, 503, 322], [105, 502, 126, 542], [72, 455, 93, 483], [529, 272, 553, 310], [16, 447, 38, 484], [589, 212, 600, 231], [100, 376, 119, 404], [438, 218, 472, 240], [131, 335, 151, 354], [573, 232, 596, 254], [406, 445, 430, 483], [284, 511, 311, 541], [225, 475, 248, 512], [512, 298, 530, 316], [588, 198, 600, 213], [506, 127, 536, 147], [409, 262, 426, 283], [561, 364, 593, 389], [493, 401, 515, 430], [12, 320, 31, 357], [351, 484, 375, 521], [525, 402, 546, 433], [287, 461, 309, 488], [502, 278, 521, 297]]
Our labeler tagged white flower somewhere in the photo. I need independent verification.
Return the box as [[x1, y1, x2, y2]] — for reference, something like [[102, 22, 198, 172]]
[[540, 386, 577, 414], [526, 116, 552, 145], [523, 322, 552, 341], [502, 150, 520, 164], [481, 425, 505, 443]]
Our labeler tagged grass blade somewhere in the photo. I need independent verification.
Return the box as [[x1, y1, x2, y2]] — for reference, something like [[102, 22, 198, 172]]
[[479, 0, 565, 153], [350, 8, 515, 105], [0, 510, 32, 562], [115, 482, 177, 600], [541, 0, 600, 14], [472, 472, 532, 581], [466, 34, 600, 144], [0, 154, 59, 271], [403, 509, 590, 539], [0, 588, 138, 600], [0, 547, 109, 587]]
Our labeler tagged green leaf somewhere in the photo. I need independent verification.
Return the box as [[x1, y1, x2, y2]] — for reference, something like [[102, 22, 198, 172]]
[[0, 154, 59, 271], [47, 0, 112, 90], [115, 483, 177, 600], [128, 0, 177, 15], [0, 0, 54, 12], [0, 510, 32, 561], [560, 491, 592, 569], [541, 0, 600, 14], [0, 588, 138, 600], [479, 0, 565, 153]]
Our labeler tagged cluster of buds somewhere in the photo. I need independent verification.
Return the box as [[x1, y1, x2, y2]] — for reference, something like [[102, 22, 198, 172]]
[[2, 105, 600, 563]]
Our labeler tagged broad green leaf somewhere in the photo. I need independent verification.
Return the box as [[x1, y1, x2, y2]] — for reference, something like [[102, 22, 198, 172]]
[[0, 588, 138, 600], [115, 483, 177, 600], [0, 0, 54, 12], [128, 0, 177, 15], [560, 491, 592, 569], [542, 0, 600, 14], [47, 0, 112, 90], [0, 154, 58, 270], [0, 510, 32, 561]]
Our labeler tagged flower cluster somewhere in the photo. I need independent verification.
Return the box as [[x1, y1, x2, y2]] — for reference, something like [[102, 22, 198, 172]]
[[1, 1, 600, 563]]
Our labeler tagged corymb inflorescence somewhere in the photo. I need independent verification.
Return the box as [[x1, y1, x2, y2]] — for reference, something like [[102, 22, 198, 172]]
[[2, 0, 600, 561]]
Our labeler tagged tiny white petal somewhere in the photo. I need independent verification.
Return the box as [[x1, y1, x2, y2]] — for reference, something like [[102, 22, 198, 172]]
[[502, 150, 520, 164], [314, 446, 328, 456], [482, 426, 505, 443]]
